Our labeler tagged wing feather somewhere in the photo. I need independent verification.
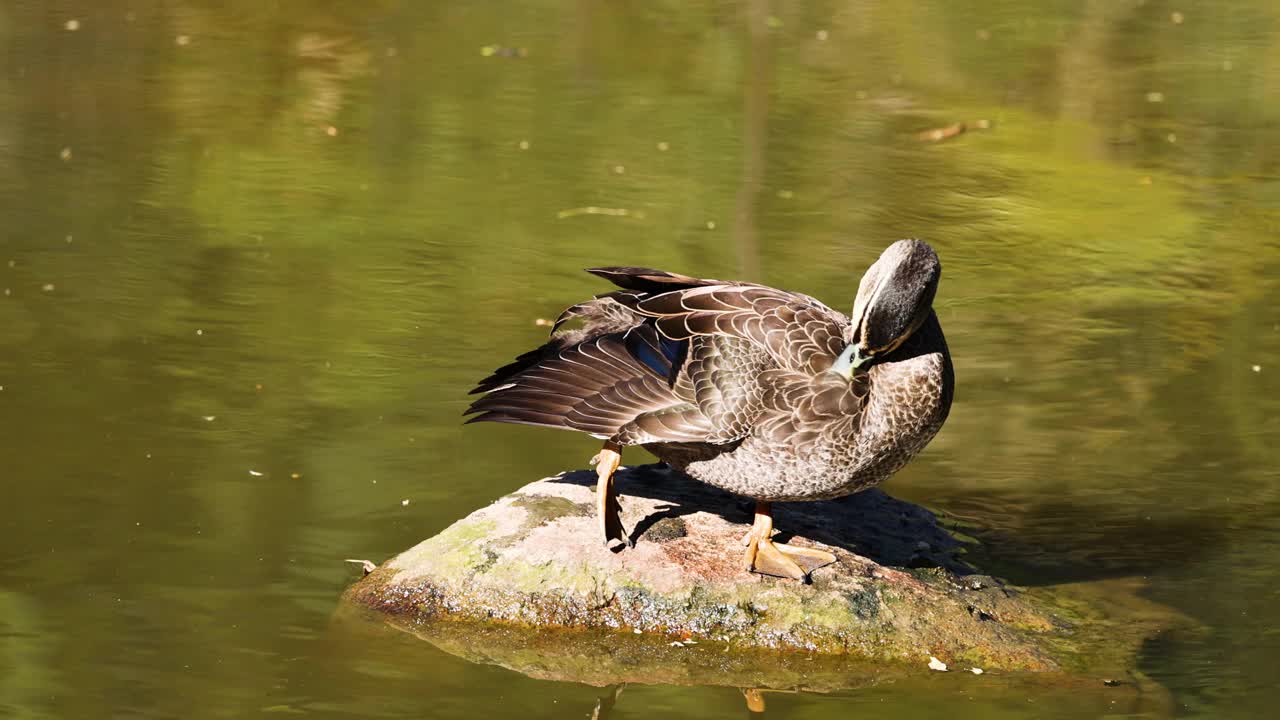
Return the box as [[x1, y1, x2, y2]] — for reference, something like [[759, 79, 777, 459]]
[[468, 265, 860, 448], [466, 323, 718, 444], [634, 285, 850, 374]]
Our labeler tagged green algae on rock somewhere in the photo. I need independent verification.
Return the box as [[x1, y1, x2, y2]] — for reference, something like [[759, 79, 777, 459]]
[[343, 465, 1183, 679]]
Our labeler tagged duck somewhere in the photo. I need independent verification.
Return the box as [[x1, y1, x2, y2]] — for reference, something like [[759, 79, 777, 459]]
[[465, 238, 953, 581]]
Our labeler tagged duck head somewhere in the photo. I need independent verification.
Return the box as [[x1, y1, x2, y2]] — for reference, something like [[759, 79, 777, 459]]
[[833, 239, 941, 377]]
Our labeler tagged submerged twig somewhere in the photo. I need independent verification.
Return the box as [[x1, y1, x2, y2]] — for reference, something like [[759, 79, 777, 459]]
[[345, 559, 377, 575]]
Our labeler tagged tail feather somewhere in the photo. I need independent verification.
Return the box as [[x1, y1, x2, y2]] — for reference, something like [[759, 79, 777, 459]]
[[471, 292, 645, 395], [470, 347, 547, 395], [465, 266, 720, 441], [465, 329, 685, 438]]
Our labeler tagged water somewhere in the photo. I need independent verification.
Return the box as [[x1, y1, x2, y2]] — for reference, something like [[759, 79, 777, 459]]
[[2, 1, 1279, 717]]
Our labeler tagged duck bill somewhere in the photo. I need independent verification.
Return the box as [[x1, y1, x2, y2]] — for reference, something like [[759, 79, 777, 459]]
[[831, 343, 875, 378]]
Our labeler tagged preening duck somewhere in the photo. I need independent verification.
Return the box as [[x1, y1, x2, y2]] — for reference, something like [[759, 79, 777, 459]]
[[466, 239, 953, 581]]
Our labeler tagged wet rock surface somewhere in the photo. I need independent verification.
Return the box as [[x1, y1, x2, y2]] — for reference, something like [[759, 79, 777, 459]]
[[343, 464, 1185, 683]]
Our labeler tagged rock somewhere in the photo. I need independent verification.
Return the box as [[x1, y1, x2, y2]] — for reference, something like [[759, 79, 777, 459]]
[[342, 464, 1188, 693]]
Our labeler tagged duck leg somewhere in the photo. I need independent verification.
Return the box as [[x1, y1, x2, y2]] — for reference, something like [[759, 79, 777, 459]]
[[742, 502, 836, 581], [591, 442, 632, 549]]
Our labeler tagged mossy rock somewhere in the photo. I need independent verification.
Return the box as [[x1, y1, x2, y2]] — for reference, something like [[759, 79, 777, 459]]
[[343, 464, 1188, 694]]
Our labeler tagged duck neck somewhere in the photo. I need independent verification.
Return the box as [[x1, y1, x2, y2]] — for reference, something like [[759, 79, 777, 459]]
[[857, 312, 953, 455]]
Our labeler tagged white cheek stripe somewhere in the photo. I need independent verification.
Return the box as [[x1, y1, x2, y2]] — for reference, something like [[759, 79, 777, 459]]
[[853, 262, 891, 344]]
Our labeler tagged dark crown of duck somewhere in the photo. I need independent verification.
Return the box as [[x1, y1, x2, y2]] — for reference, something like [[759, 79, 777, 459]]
[[834, 238, 941, 375]]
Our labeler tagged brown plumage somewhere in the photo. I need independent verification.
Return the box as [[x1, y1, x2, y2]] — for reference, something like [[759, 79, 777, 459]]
[[465, 239, 953, 578]]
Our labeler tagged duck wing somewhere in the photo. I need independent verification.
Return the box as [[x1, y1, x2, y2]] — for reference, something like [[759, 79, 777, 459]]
[[465, 294, 715, 442], [620, 283, 851, 375], [465, 268, 854, 446], [584, 266, 724, 293]]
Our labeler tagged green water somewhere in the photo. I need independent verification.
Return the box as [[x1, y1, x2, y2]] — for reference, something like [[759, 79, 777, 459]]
[[2, 1, 1279, 717]]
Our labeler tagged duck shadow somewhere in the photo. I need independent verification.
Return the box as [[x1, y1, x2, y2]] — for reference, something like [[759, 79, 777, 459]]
[[931, 490, 1232, 589], [548, 463, 972, 574]]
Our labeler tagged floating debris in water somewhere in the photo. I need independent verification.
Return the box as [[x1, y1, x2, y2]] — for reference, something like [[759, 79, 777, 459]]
[[970, 667, 984, 674], [202, 415, 216, 422], [777, 189, 794, 199], [632, 628, 642, 634], [534, 318, 553, 327], [928, 656, 948, 671], [41, 283, 55, 292], [59, 147, 73, 161], [816, 30, 829, 41], [249, 470, 264, 477], [1167, 133, 1178, 143], [401, 499, 410, 506], [919, 125, 964, 142], [291, 473, 301, 479], [176, 35, 191, 46], [518, 140, 530, 150], [556, 206, 644, 220], [976, 29, 991, 41], [1102, 678, 1123, 687], [669, 641, 685, 647], [613, 165, 625, 174], [705, 221, 716, 230], [196, 328, 203, 336], [1145, 91, 1165, 103], [656, 141, 670, 151], [480, 45, 527, 58], [1171, 11, 1185, 24], [918, 120, 992, 143], [64, 19, 80, 31], [1252, 364, 1261, 373]]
